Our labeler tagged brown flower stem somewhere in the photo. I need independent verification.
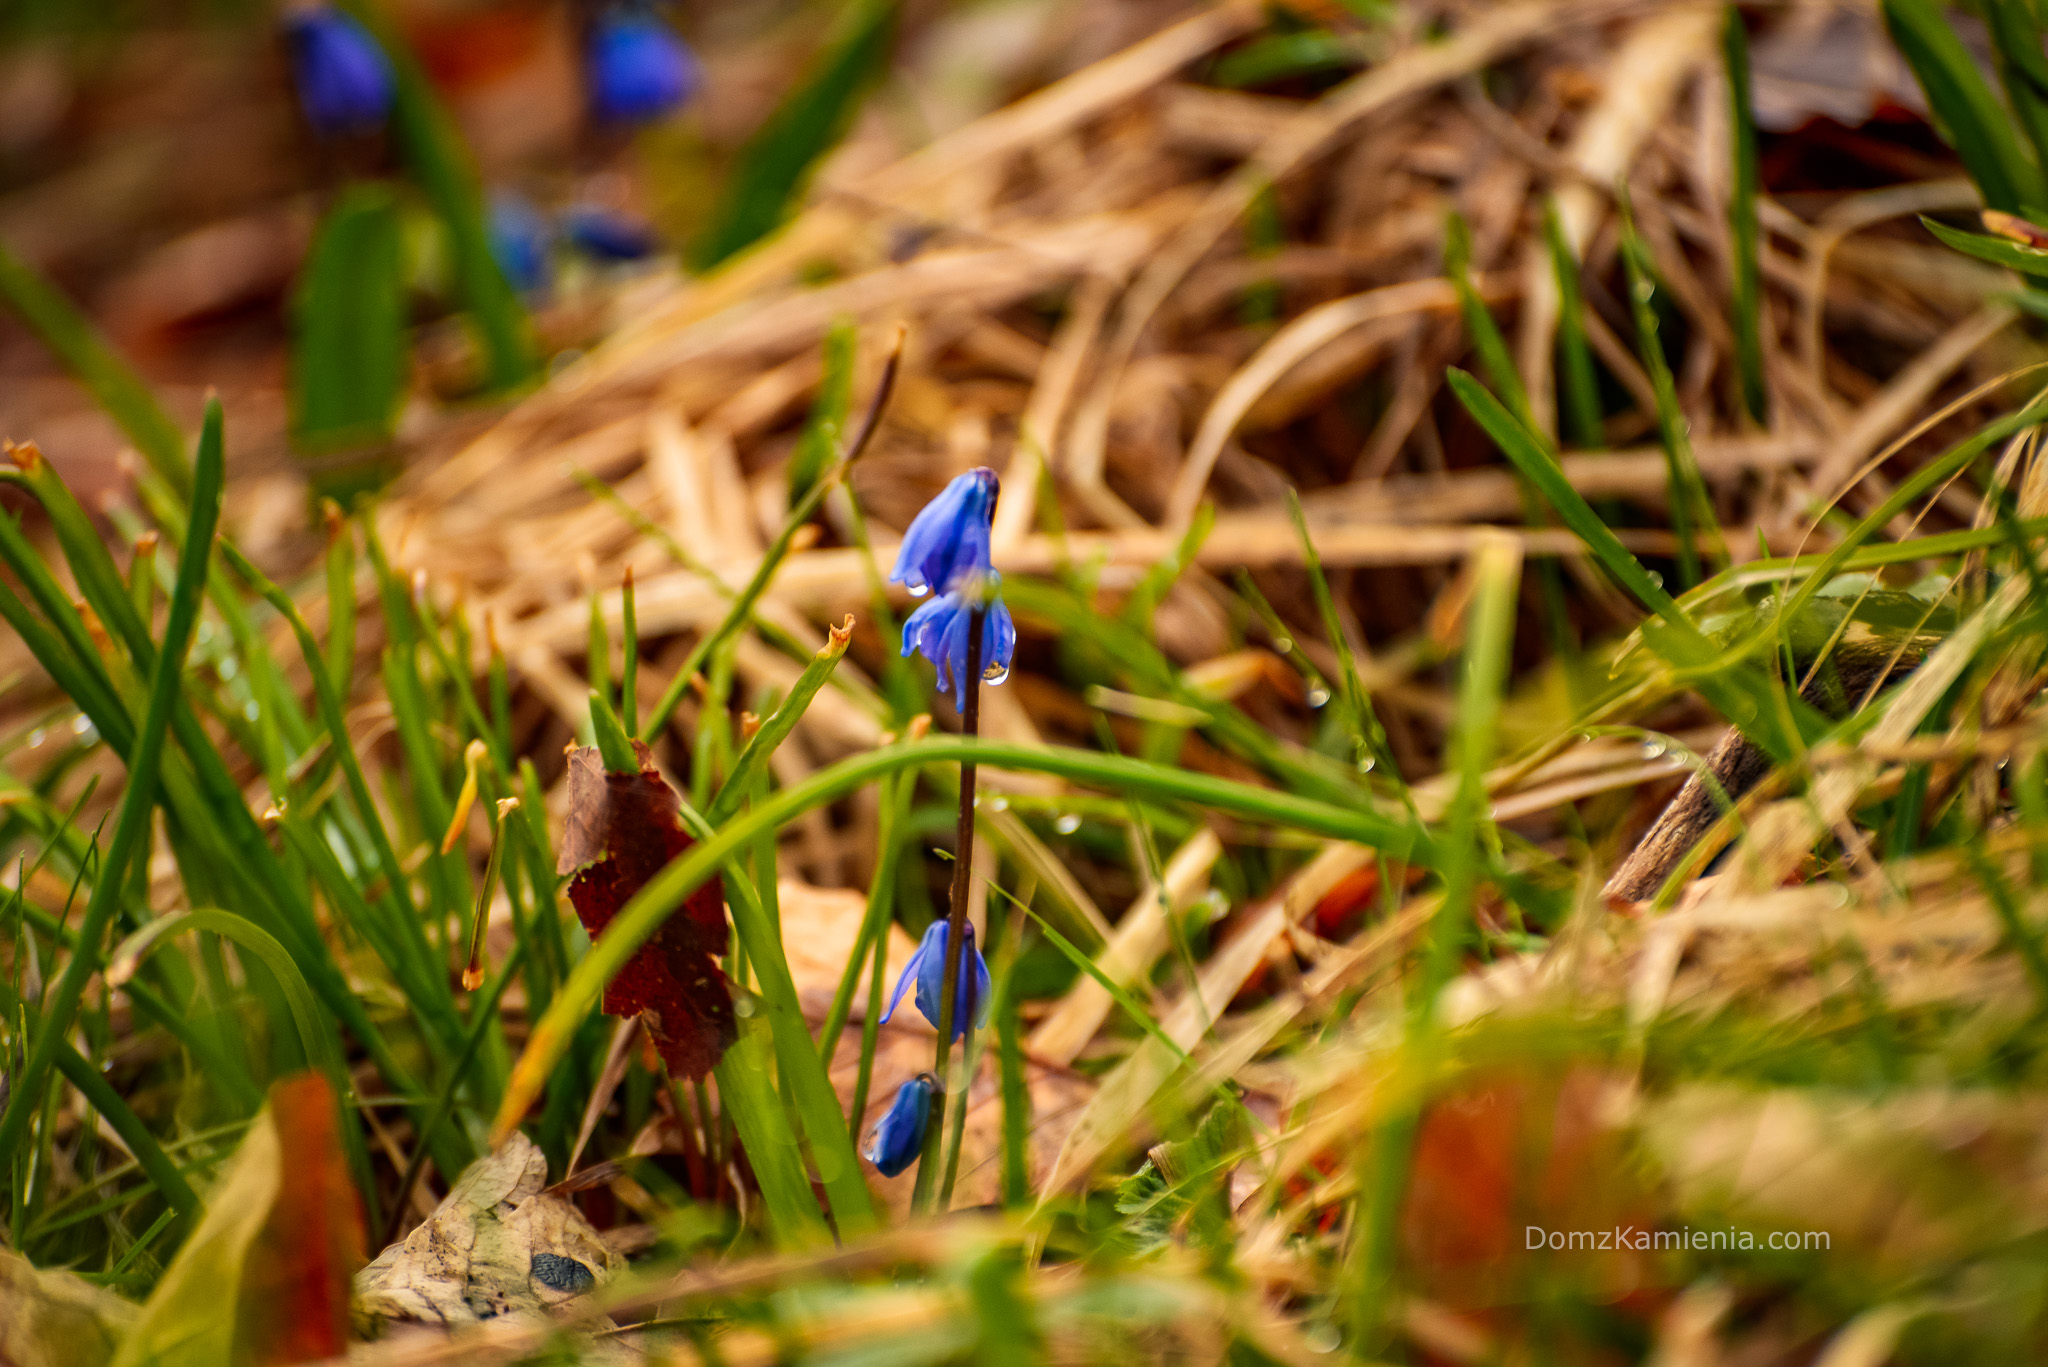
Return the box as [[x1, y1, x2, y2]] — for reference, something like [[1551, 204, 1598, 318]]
[[913, 603, 984, 1214]]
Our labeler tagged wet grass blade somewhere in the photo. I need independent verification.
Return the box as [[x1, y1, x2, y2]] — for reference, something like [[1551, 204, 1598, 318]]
[[707, 621, 852, 825]]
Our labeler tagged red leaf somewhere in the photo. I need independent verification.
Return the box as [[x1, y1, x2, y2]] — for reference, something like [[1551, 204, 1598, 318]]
[[558, 742, 736, 1080], [238, 1072, 363, 1364]]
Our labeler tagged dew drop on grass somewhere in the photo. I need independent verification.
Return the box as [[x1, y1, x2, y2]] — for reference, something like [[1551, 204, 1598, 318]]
[[988, 795, 1009, 812], [1640, 740, 1667, 759], [1305, 685, 1331, 707], [70, 714, 95, 742], [1054, 813, 1081, 835], [25, 728, 45, 749], [243, 700, 261, 722]]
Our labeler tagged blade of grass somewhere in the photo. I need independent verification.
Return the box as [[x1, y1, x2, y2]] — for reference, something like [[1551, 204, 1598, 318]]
[[1618, 186, 1724, 585], [0, 398, 223, 1170], [691, 0, 897, 269], [494, 737, 1435, 1144], [706, 620, 852, 825], [1544, 200, 1605, 449], [1884, 0, 2045, 212], [0, 240, 190, 496], [641, 335, 902, 743], [1722, 7, 1768, 423]]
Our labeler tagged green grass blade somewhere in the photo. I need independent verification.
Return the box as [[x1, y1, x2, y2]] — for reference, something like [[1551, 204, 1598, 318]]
[[1544, 201, 1605, 449], [1922, 215, 2048, 274], [789, 318, 857, 509], [712, 1018, 830, 1246], [290, 184, 409, 453], [1445, 211, 1533, 428], [706, 623, 851, 825], [50, 1038, 198, 1226], [1617, 190, 1723, 585], [1883, 0, 2044, 211], [0, 398, 223, 1170], [338, 4, 532, 390], [692, 0, 897, 269], [1723, 7, 1768, 423], [0, 239, 189, 496], [495, 737, 1435, 1144]]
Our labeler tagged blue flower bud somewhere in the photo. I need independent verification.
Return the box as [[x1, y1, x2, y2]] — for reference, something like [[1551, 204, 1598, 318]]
[[902, 585, 1014, 712], [890, 467, 998, 598], [880, 919, 991, 1042], [282, 4, 396, 138], [561, 205, 658, 261], [586, 8, 700, 125], [861, 1072, 936, 1177], [488, 193, 554, 295]]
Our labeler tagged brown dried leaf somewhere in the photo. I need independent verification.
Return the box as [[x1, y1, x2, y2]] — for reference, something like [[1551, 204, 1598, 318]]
[[558, 742, 735, 1081]]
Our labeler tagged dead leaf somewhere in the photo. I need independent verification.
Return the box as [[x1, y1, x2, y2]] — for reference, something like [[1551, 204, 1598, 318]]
[[111, 1072, 361, 1367], [0, 1247, 137, 1367], [558, 742, 735, 1081], [353, 1131, 623, 1334]]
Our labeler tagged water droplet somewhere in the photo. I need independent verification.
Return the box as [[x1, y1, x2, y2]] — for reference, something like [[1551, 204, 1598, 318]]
[[1301, 1322, 1342, 1354], [983, 662, 1010, 685], [1357, 755, 1376, 773], [243, 700, 261, 722], [218, 655, 238, 681], [1648, 571, 1665, 589], [26, 728, 45, 749], [734, 995, 758, 1018], [1640, 739, 1667, 759], [1274, 636, 1294, 654], [988, 795, 1010, 812], [70, 714, 95, 740], [1305, 685, 1331, 708], [1054, 813, 1082, 835], [909, 585, 931, 599]]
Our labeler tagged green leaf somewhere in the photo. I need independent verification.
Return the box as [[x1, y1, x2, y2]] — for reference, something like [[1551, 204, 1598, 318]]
[[693, 0, 897, 268], [1211, 29, 1364, 88], [336, 2, 533, 391], [1922, 214, 2048, 274], [712, 1014, 832, 1247], [789, 319, 857, 509], [291, 185, 409, 454], [1882, 0, 2044, 211]]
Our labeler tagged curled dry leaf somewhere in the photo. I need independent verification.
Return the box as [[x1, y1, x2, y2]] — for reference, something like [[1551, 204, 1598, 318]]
[[558, 740, 735, 1081], [0, 1247, 137, 1367], [353, 1131, 623, 1333]]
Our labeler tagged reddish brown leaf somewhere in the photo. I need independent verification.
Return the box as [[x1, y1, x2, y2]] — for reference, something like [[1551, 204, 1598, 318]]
[[558, 742, 735, 1080], [238, 1072, 364, 1364]]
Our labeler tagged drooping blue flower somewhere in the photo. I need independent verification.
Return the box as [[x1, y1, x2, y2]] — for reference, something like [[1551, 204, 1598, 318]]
[[488, 193, 554, 295], [561, 205, 658, 261], [861, 1072, 936, 1177], [890, 467, 998, 598], [586, 8, 700, 124], [902, 585, 1015, 712], [880, 919, 991, 1042], [282, 4, 396, 137]]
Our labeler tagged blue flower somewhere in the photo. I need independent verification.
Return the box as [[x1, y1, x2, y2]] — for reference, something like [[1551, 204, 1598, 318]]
[[562, 205, 658, 261], [902, 585, 1015, 712], [881, 920, 991, 1042], [890, 467, 998, 598], [282, 4, 396, 137], [488, 194, 554, 295], [861, 1072, 936, 1177], [586, 9, 700, 124]]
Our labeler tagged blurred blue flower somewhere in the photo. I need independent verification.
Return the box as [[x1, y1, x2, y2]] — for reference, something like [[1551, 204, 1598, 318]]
[[861, 1072, 935, 1177], [902, 585, 1014, 712], [488, 194, 554, 295], [890, 467, 998, 598], [282, 4, 396, 137], [586, 8, 700, 124], [880, 920, 990, 1042], [561, 205, 658, 261]]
